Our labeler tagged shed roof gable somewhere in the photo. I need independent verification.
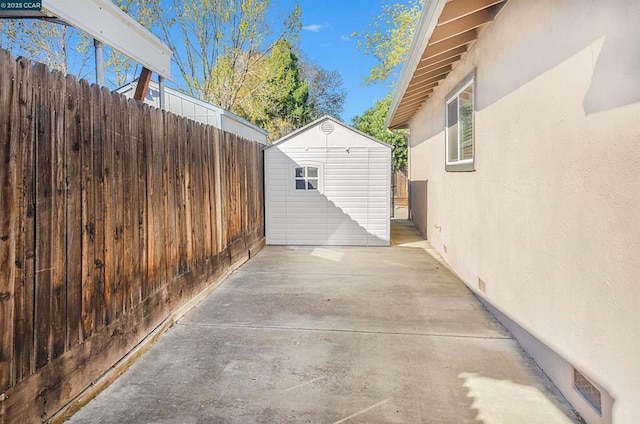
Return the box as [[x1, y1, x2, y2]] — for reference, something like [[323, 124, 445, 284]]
[[265, 115, 391, 150]]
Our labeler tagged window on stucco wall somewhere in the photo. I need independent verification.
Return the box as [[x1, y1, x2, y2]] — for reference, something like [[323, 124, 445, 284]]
[[445, 75, 475, 172]]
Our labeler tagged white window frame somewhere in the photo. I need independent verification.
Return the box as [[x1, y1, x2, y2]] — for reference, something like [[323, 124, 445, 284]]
[[445, 73, 475, 172], [291, 162, 322, 193]]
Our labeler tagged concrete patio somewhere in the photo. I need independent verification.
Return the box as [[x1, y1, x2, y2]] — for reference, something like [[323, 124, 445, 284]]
[[67, 210, 581, 423]]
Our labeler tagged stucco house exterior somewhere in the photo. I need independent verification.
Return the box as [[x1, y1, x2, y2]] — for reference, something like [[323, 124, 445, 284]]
[[386, 1, 640, 423]]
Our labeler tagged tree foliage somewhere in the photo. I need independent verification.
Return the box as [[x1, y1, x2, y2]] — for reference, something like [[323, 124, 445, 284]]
[[352, 96, 407, 170], [352, 0, 422, 85], [0, 16, 91, 77], [236, 39, 313, 141], [0, 1, 346, 141], [0, 2, 159, 86], [152, 0, 302, 111]]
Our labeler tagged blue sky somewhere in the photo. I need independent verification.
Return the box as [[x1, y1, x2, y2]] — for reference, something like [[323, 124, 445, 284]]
[[4, 0, 410, 125], [270, 0, 409, 123]]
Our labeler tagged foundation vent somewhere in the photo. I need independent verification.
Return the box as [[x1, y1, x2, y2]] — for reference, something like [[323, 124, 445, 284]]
[[574, 368, 602, 415]]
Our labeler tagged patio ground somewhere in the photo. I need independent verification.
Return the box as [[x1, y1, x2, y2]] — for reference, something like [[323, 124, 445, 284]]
[[67, 208, 581, 423]]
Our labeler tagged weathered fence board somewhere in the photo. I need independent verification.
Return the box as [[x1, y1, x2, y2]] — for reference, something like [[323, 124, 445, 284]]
[[14, 56, 37, 385], [0, 50, 265, 423], [65, 74, 83, 351], [0, 49, 17, 392]]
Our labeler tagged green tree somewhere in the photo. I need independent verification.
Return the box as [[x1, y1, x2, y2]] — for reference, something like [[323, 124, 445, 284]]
[[352, 96, 407, 170], [352, 0, 422, 85], [152, 0, 301, 111], [236, 39, 312, 141]]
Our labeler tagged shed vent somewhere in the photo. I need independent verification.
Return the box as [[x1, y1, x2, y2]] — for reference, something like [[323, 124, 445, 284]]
[[574, 368, 602, 415], [320, 121, 335, 135]]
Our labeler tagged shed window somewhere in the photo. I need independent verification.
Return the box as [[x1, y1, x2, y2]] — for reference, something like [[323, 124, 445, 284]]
[[295, 166, 319, 190], [446, 78, 474, 171]]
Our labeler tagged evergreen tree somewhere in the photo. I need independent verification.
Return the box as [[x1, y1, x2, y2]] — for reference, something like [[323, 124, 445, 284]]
[[352, 96, 407, 170], [237, 39, 313, 141]]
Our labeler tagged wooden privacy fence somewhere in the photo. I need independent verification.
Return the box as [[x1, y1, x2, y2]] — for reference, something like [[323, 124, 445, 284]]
[[393, 168, 408, 207], [0, 49, 264, 423]]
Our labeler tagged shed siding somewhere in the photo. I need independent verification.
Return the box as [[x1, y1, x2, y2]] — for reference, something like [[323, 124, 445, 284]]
[[265, 119, 390, 246], [117, 83, 267, 144]]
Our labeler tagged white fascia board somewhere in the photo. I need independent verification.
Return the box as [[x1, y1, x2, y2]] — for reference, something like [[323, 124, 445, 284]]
[[385, 0, 447, 129], [43, 0, 172, 80]]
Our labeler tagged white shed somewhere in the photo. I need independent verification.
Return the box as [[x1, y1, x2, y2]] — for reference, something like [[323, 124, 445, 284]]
[[265, 116, 392, 246], [116, 81, 268, 144]]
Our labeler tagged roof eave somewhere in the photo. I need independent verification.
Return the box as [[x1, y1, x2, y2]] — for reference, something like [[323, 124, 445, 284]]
[[385, 0, 448, 130]]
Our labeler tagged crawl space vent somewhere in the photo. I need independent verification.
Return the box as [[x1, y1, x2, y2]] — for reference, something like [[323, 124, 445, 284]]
[[320, 121, 335, 135], [574, 368, 602, 415]]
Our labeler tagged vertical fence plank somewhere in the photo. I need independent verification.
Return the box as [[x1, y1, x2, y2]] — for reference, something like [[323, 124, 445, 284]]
[[150, 108, 165, 294], [142, 105, 152, 301], [189, 122, 199, 268], [160, 110, 171, 286], [33, 62, 53, 370], [201, 126, 213, 261], [135, 102, 147, 306], [230, 134, 238, 242], [225, 134, 232, 243], [243, 140, 249, 242], [164, 112, 177, 281], [0, 49, 17, 391], [183, 119, 193, 269], [190, 122, 203, 268], [90, 84, 106, 333], [116, 96, 127, 318], [213, 129, 223, 254], [102, 87, 116, 327], [175, 116, 187, 275], [93, 86, 107, 332], [143, 105, 155, 300], [50, 69, 67, 360], [80, 80, 94, 339], [120, 97, 134, 315], [220, 133, 228, 249], [112, 94, 129, 319], [13, 57, 37, 383], [65, 74, 82, 350]]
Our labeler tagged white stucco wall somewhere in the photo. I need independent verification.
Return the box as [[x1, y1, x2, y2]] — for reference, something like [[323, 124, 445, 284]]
[[407, 1, 640, 423]]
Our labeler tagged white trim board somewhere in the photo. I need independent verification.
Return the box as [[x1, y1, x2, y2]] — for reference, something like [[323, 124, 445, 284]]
[[43, 0, 172, 80]]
